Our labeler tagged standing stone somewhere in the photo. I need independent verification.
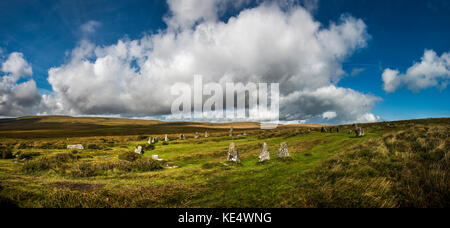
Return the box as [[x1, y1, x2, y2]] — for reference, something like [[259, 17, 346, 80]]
[[164, 134, 169, 142], [205, 131, 208, 138], [353, 124, 365, 137], [152, 137, 159, 143], [243, 131, 247, 136], [67, 144, 84, 150], [321, 127, 327, 133], [336, 128, 340, 133], [179, 134, 185, 140], [227, 142, 240, 163], [134, 146, 143, 154], [258, 142, 270, 162], [148, 137, 152, 144], [195, 132, 199, 139], [277, 142, 289, 158], [307, 128, 311, 133], [348, 129, 352, 134], [229, 127, 233, 137], [330, 127, 334, 133]]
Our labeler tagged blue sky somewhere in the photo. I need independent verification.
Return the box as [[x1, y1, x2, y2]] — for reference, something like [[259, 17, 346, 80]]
[[0, 0, 449, 122]]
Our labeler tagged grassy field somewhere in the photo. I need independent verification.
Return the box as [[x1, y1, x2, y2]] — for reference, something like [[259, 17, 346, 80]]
[[0, 116, 448, 208]]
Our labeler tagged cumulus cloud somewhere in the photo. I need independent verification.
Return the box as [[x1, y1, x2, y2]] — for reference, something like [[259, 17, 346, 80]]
[[41, 1, 380, 123], [280, 85, 380, 123], [0, 52, 41, 116], [1, 52, 33, 79], [382, 49, 450, 93], [322, 111, 337, 120], [80, 20, 101, 35]]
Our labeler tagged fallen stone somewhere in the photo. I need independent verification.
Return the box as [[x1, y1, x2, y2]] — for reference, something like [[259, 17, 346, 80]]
[[67, 144, 84, 150], [152, 154, 163, 161]]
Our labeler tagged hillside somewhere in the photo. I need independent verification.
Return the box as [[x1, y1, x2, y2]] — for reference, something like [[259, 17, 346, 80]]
[[0, 117, 448, 208]]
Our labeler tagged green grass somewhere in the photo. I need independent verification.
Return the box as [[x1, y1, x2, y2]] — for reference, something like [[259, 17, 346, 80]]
[[0, 117, 448, 208]]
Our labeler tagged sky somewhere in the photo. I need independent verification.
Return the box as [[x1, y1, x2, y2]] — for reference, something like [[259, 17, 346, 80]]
[[0, 0, 449, 124]]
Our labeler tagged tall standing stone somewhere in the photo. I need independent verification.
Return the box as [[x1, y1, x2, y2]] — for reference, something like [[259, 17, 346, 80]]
[[148, 137, 152, 144], [321, 127, 327, 132], [277, 142, 289, 158], [227, 142, 240, 163], [195, 132, 199, 139], [179, 134, 185, 140], [165, 134, 169, 142], [205, 131, 208, 138], [152, 137, 159, 143], [353, 124, 365, 137], [229, 127, 233, 137], [259, 142, 270, 162]]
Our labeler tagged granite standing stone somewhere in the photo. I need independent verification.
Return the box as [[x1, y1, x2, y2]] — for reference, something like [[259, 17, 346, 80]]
[[227, 142, 240, 163], [277, 142, 289, 158], [258, 142, 270, 162]]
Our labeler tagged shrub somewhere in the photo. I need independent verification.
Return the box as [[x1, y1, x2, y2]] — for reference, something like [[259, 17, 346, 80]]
[[139, 144, 154, 151], [162, 141, 169, 145], [22, 157, 52, 174], [0, 147, 14, 159], [70, 159, 162, 177], [21, 153, 78, 174], [87, 144, 100, 150], [17, 152, 41, 160], [118, 152, 141, 162], [17, 143, 33, 149], [136, 135, 148, 141]]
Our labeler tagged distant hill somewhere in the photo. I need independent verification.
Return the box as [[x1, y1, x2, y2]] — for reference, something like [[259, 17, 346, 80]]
[[0, 115, 448, 138]]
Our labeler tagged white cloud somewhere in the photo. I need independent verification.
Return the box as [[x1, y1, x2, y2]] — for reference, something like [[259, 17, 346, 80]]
[[0, 52, 41, 116], [80, 20, 101, 34], [280, 85, 380, 123], [1, 52, 33, 79], [322, 111, 337, 119], [382, 49, 450, 93], [40, 1, 378, 123]]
